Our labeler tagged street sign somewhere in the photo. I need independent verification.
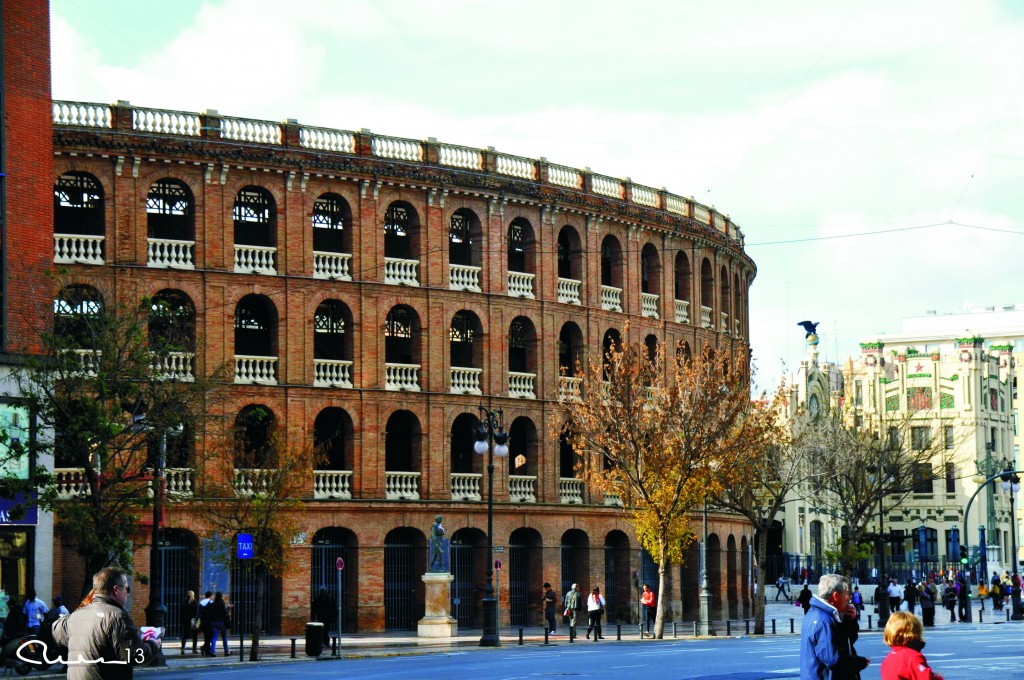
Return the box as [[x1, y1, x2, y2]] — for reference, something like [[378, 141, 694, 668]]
[[237, 533, 254, 559], [336, 557, 345, 571], [495, 559, 502, 570], [493, 546, 505, 554]]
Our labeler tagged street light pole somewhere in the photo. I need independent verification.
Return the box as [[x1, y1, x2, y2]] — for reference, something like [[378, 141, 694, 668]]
[[474, 407, 508, 647], [698, 498, 714, 636], [1000, 465, 1022, 620]]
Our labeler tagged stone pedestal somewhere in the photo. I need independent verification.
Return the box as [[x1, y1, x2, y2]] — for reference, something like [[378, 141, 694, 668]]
[[418, 572, 457, 637]]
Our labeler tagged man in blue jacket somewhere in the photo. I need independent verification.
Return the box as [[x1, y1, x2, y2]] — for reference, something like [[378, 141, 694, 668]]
[[800, 574, 870, 680]]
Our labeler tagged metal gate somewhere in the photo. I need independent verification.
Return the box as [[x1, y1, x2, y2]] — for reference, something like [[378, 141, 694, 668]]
[[604, 548, 618, 623], [509, 544, 530, 626], [311, 538, 348, 635], [560, 544, 578, 607], [384, 543, 415, 630], [160, 533, 194, 638], [641, 550, 659, 593], [451, 543, 476, 628], [230, 559, 272, 635]]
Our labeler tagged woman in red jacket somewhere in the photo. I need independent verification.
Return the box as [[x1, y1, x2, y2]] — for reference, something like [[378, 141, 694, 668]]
[[640, 584, 655, 638], [880, 611, 944, 680]]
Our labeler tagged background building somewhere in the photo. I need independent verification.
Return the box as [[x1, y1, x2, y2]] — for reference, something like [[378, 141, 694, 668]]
[[47, 99, 756, 634]]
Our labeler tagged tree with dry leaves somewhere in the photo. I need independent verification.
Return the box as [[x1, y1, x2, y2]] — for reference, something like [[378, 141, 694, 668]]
[[557, 332, 755, 638]]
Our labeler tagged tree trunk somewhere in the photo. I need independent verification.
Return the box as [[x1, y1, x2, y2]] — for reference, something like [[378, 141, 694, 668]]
[[654, 539, 667, 639], [249, 565, 264, 662], [754, 531, 769, 634]]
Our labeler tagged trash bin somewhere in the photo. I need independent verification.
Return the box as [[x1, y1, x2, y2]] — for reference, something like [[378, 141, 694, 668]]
[[305, 622, 324, 657]]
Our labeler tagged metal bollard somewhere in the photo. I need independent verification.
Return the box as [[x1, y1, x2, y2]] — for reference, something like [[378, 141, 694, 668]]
[[569, 626, 575, 643], [868, 615, 872, 629], [745, 619, 750, 635], [290, 638, 296, 659], [979, 609, 983, 623], [616, 624, 621, 641], [639, 624, 643, 639], [544, 627, 550, 644], [333, 637, 338, 655], [1008, 609, 1011, 622], [693, 621, 698, 636], [790, 618, 794, 634], [726, 620, 731, 636], [239, 634, 244, 661], [518, 628, 524, 645], [672, 622, 677, 638], [771, 619, 776, 635]]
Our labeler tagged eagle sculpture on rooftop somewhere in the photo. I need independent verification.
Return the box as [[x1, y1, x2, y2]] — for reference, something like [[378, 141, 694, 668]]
[[797, 320, 819, 338]]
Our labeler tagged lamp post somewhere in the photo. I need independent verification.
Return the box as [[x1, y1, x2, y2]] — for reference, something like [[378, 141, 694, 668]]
[[1000, 464, 1022, 620], [698, 498, 714, 636], [473, 407, 508, 647]]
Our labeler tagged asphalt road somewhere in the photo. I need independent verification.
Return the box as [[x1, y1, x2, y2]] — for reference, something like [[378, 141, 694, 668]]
[[143, 624, 1024, 680]]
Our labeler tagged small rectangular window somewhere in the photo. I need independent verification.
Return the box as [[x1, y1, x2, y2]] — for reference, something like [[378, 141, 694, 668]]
[[944, 426, 954, 450], [911, 426, 930, 450], [913, 463, 933, 494], [945, 463, 956, 494], [854, 380, 863, 406]]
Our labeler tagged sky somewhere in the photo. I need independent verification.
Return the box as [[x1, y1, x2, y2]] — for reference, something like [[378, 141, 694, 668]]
[[49, 0, 1024, 391]]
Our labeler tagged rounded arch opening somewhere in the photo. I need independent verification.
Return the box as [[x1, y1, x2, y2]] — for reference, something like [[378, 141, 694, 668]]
[[147, 178, 195, 242], [312, 192, 352, 253], [313, 407, 354, 470], [507, 218, 535, 274], [384, 410, 421, 472], [233, 185, 276, 247], [383, 201, 420, 260], [234, 294, 277, 357], [557, 226, 582, 280]]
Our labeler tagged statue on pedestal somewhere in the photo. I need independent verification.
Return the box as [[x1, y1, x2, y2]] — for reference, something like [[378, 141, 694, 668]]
[[419, 515, 456, 637], [428, 515, 450, 573]]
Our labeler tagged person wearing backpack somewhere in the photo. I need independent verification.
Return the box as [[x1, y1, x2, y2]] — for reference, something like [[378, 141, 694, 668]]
[[851, 585, 864, 620]]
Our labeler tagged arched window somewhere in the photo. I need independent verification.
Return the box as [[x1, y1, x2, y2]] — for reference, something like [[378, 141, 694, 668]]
[[674, 252, 691, 302], [234, 295, 275, 357], [384, 202, 418, 260], [384, 410, 421, 473], [641, 244, 660, 295], [312, 193, 352, 254], [700, 258, 714, 310], [448, 209, 481, 267], [314, 300, 351, 361], [558, 322, 584, 377], [233, 186, 275, 247], [507, 218, 534, 273], [384, 306, 418, 365], [54, 172, 104, 236], [449, 311, 480, 368], [53, 284, 103, 348], [508, 417, 538, 478], [149, 290, 196, 354], [600, 235, 622, 288], [508, 317, 536, 374], [602, 328, 622, 378], [313, 407, 354, 470], [233, 405, 276, 468], [720, 265, 731, 330], [450, 413, 481, 476], [557, 227, 581, 280], [147, 179, 194, 241]]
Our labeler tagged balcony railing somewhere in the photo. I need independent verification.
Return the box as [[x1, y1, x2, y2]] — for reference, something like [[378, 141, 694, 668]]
[[604, 492, 624, 507], [233, 355, 278, 385], [701, 306, 713, 329], [55, 468, 90, 499], [312, 251, 352, 280], [54, 234, 104, 265], [558, 376, 582, 402], [735, 319, 741, 335], [233, 244, 277, 275], [601, 285, 623, 312], [674, 299, 690, 324], [234, 468, 274, 496], [385, 363, 420, 391], [450, 367, 482, 395], [385, 471, 421, 500], [313, 470, 353, 499], [507, 271, 535, 299], [721, 312, 729, 332], [559, 477, 584, 504], [508, 372, 536, 399], [641, 292, 659, 319], [451, 473, 482, 501], [166, 468, 194, 497], [383, 257, 419, 286], [147, 238, 195, 269], [509, 475, 537, 503], [61, 349, 100, 377], [151, 351, 195, 382], [313, 359, 353, 388], [449, 264, 481, 292], [557, 278, 582, 305]]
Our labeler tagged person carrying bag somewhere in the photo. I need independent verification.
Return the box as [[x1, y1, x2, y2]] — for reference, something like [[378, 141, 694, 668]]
[[585, 587, 605, 640]]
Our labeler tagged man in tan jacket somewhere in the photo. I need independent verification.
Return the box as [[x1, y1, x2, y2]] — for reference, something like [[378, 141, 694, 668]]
[[51, 567, 161, 679]]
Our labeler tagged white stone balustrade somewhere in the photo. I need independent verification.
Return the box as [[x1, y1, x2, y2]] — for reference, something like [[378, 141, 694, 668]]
[[372, 136, 424, 161], [299, 126, 355, 153], [601, 285, 623, 312], [151, 351, 195, 382], [508, 372, 536, 399], [507, 271, 535, 299], [385, 363, 421, 391], [165, 468, 194, 497], [60, 349, 101, 377], [548, 164, 583, 189], [701, 306, 713, 329], [133, 108, 201, 136], [221, 117, 282, 144], [450, 367, 482, 395], [54, 234, 104, 265], [438, 144, 482, 170], [384, 257, 419, 286], [632, 184, 659, 207], [721, 312, 729, 332], [449, 264, 481, 292], [313, 359, 353, 388], [694, 204, 711, 224], [385, 471, 421, 500], [592, 174, 624, 198], [675, 299, 690, 324], [234, 355, 278, 385], [55, 468, 90, 499], [665, 194, 688, 215], [557, 278, 582, 305], [604, 492, 624, 507], [313, 251, 352, 280], [234, 468, 274, 496], [451, 473, 482, 501], [558, 376, 582, 402], [559, 477, 584, 504], [314, 470, 353, 499], [495, 154, 536, 179], [147, 238, 195, 269], [508, 475, 537, 503], [233, 245, 277, 275], [53, 102, 111, 128], [641, 292, 659, 319]]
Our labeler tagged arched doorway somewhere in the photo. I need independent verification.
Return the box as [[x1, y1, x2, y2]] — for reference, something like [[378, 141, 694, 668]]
[[384, 527, 426, 630], [311, 527, 357, 634], [604, 531, 631, 624], [160, 529, 199, 638], [509, 528, 542, 627], [450, 527, 487, 628], [727, 535, 739, 619], [560, 530, 590, 606], [681, 541, 700, 621], [707, 534, 722, 619]]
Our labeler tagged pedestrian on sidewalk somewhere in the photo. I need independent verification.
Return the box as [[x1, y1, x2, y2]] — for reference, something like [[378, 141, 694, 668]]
[[312, 586, 336, 646], [798, 574, 870, 680], [198, 590, 214, 655], [563, 583, 582, 638], [941, 580, 957, 622], [956, 576, 968, 622], [903, 580, 917, 614], [880, 611, 944, 680], [917, 583, 935, 627], [798, 583, 813, 614], [990, 571, 1002, 610], [585, 587, 605, 640], [180, 590, 198, 654], [541, 582, 557, 635], [851, 586, 863, 620], [886, 578, 902, 614], [208, 591, 230, 656], [22, 589, 47, 634], [641, 583, 656, 637], [776, 576, 791, 602]]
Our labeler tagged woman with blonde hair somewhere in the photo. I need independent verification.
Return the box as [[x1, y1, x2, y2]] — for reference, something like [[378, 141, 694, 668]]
[[880, 611, 944, 680], [180, 589, 198, 654]]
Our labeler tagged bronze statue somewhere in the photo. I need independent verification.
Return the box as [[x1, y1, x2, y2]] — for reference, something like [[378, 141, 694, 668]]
[[429, 515, 446, 572]]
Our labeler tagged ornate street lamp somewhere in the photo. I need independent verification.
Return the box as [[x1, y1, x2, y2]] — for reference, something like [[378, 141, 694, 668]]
[[999, 464, 1022, 620], [473, 407, 509, 647]]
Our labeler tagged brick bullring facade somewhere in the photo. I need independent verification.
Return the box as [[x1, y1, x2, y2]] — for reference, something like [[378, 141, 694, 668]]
[[49, 100, 757, 635]]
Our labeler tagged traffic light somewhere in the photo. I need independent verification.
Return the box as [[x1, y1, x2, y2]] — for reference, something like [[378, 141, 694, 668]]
[[960, 545, 969, 564]]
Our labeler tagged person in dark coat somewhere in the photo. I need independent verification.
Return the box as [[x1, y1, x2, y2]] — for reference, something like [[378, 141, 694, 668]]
[[312, 587, 336, 645], [799, 574, 869, 680], [917, 582, 935, 627], [798, 584, 813, 614], [206, 592, 229, 656], [903, 580, 917, 613], [3, 596, 24, 638], [955, 576, 968, 622], [179, 590, 198, 654]]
